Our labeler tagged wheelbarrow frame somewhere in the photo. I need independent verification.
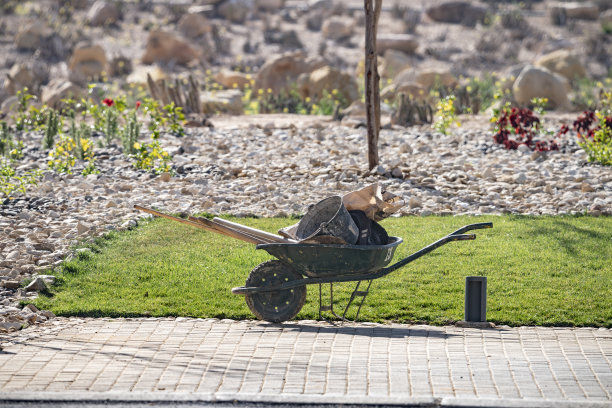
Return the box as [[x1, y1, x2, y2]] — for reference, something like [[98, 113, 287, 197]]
[[232, 222, 493, 322]]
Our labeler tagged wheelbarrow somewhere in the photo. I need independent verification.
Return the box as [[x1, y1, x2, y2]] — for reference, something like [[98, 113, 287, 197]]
[[232, 222, 493, 323]]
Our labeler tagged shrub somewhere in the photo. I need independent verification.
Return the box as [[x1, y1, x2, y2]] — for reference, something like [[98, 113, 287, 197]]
[[491, 102, 558, 151], [433, 95, 460, 135]]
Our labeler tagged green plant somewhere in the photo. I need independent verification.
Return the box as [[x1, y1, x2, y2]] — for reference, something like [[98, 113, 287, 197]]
[[580, 118, 612, 165], [0, 121, 12, 156], [142, 98, 163, 139], [103, 101, 119, 146], [14, 88, 36, 131], [530, 97, 549, 116], [0, 157, 42, 199], [42, 109, 60, 150], [48, 135, 76, 174], [122, 111, 141, 155], [132, 140, 172, 174], [433, 95, 460, 135], [162, 102, 185, 137]]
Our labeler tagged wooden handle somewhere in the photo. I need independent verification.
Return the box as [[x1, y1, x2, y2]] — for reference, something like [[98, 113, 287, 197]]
[[212, 217, 296, 243], [133, 205, 263, 245], [188, 216, 270, 245]]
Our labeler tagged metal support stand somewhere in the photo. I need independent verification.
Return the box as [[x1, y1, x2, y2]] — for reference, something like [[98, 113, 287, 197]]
[[318, 280, 373, 322], [465, 276, 487, 322]]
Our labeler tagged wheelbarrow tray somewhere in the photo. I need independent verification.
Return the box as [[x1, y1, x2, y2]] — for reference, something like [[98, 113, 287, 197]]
[[256, 236, 403, 278]]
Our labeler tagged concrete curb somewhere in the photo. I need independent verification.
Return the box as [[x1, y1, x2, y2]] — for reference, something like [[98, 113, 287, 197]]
[[0, 392, 610, 408]]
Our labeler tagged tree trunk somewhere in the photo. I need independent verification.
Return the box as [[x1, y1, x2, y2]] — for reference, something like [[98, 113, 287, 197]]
[[365, 0, 382, 170]]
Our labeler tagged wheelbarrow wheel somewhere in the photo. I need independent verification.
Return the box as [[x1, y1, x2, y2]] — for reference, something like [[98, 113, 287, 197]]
[[245, 260, 306, 323]]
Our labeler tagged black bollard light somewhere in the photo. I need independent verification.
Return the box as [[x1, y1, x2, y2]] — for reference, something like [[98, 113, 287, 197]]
[[465, 276, 487, 322]]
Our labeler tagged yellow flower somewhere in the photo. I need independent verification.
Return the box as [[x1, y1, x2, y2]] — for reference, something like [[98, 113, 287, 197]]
[[331, 89, 338, 96], [305, 97, 311, 103], [133, 142, 141, 149], [246, 74, 252, 80], [258, 89, 264, 95], [162, 151, 168, 157], [267, 88, 272, 94]]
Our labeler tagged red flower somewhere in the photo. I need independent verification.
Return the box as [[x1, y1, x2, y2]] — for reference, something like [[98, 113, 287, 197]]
[[135, 101, 141, 110], [103, 98, 114, 107]]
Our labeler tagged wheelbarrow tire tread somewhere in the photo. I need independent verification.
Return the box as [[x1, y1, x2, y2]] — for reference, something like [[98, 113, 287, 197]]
[[245, 260, 306, 323]]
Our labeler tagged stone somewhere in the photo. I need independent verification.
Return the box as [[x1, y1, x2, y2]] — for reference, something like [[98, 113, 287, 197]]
[[25, 277, 47, 292], [178, 13, 212, 39], [0, 322, 22, 332], [297, 66, 359, 105], [200, 90, 244, 114], [255, 0, 285, 10], [409, 197, 422, 208], [214, 69, 252, 90], [425, 1, 488, 26], [69, 43, 107, 81], [513, 173, 527, 184], [391, 168, 404, 178], [127, 65, 168, 86], [376, 34, 418, 55], [77, 222, 92, 235], [23, 303, 39, 313], [160, 172, 172, 182], [2, 281, 20, 289], [393, 67, 457, 91], [535, 49, 586, 80], [40, 310, 56, 319], [321, 16, 354, 41], [381, 81, 426, 101], [141, 30, 200, 66], [217, 0, 252, 23], [581, 183, 595, 192], [6, 64, 36, 95], [14, 24, 49, 51], [254, 52, 326, 96], [41, 79, 85, 110], [381, 49, 412, 79], [39, 275, 57, 285], [87, 0, 120, 26], [559, 2, 599, 20], [512, 65, 571, 110]]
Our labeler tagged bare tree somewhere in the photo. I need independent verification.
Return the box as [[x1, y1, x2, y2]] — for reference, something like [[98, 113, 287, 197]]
[[365, 0, 382, 170]]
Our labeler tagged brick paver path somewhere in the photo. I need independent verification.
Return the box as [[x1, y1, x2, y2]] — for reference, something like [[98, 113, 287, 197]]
[[1, 318, 611, 405]]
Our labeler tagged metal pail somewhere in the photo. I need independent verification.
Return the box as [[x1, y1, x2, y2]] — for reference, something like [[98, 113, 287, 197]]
[[296, 196, 359, 244]]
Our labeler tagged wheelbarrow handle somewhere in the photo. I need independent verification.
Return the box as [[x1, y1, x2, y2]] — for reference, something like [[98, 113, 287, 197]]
[[449, 222, 493, 236]]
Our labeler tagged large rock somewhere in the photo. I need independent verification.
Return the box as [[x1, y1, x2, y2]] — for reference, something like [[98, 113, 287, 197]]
[[297, 66, 359, 105], [87, 0, 119, 26], [25, 277, 47, 292], [559, 2, 599, 20], [255, 0, 285, 10], [141, 30, 200, 65], [376, 34, 418, 55], [425, 1, 487, 26], [126, 65, 168, 86], [380, 49, 412, 79], [6, 64, 36, 95], [177, 13, 212, 39], [14, 24, 50, 51], [217, 0, 253, 23], [69, 43, 107, 81], [321, 16, 354, 41], [41, 79, 85, 109], [254, 52, 326, 95], [535, 49, 586, 80], [215, 69, 252, 90], [381, 81, 426, 101], [200, 89, 244, 114], [513, 65, 571, 110], [394, 68, 457, 90]]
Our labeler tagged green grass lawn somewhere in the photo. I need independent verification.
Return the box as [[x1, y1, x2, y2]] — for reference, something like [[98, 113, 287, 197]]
[[33, 215, 612, 327]]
